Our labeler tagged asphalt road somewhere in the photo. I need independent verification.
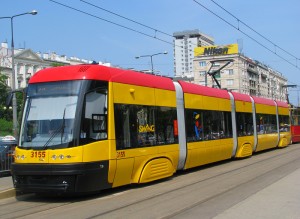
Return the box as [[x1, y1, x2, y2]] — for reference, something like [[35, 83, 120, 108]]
[[0, 144, 300, 219]]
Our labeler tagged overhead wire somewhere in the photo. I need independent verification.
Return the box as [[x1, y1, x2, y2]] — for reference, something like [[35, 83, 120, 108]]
[[80, 0, 201, 48], [49, 0, 178, 48], [80, 0, 173, 38], [209, 0, 299, 62], [192, 0, 300, 71]]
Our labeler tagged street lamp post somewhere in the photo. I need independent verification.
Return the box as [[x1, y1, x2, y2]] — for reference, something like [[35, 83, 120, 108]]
[[135, 51, 168, 74], [0, 10, 38, 138]]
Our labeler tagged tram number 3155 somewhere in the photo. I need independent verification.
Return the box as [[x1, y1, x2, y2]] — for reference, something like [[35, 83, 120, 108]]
[[31, 151, 46, 158]]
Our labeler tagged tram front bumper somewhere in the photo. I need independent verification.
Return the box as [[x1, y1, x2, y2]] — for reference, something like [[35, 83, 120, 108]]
[[11, 161, 111, 194]]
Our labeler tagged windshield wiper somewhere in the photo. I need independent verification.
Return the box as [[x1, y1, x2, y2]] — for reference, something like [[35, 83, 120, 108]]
[[61, 108, 66, 144], [43, 108, 66, 149]]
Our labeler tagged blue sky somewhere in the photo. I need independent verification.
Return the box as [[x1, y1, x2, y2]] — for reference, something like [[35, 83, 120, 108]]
[[1, 0, 299, 104]]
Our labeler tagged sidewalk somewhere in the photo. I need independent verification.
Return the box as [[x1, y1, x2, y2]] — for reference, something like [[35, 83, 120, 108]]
[[214, 168, 300, 219], [0, 175, 15, 199]]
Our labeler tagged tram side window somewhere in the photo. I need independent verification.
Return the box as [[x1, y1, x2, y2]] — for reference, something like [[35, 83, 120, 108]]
[[115, 104, 156, 149], [203, 111, 226, 140], [115, 104, 137, 149], [136, 105, 156, 147], [291, 115, 300, 126], [185, 110, 204, 142], [80, 90, 107, 144], [236, 112, 254, 136], [222, 111, 233, 138], [256, 114, 277, 134], [185, 109, 232, 142], [268, 115, 277, 133], [156, 107, 178, 145], [115, 104, 178, 149], [279, 115, 290, 132], [291, 109, 300, 125]]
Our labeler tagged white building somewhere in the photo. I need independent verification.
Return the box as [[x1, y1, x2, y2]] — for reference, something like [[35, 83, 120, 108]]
[[0, 42, 111, 89], [173, 29, 214, 78]]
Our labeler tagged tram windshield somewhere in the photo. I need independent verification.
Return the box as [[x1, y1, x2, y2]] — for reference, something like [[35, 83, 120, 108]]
[[19, 81, 82, 149]]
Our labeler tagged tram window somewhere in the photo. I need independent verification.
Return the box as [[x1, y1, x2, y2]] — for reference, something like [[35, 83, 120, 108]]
[[257, 114, 265, 134], [291, 115, 299, 125], [136, 106, 156, 147], [185, 109, 232, 142], [236, 112, 254, 136], [115, 104, 135, 149], [155, 107, 178, 145], [115, 104, 178, 149], [268, 115, 277, 133], [256, 114, 277, 134], [185, 110, 203, 142], [80, 89, 107, 144], [115, 104, 156, 149], [92, 114, 107, 133], [203, 111, 224, 140], [222, 112, 233, 138], [279, 115, 290, 132]]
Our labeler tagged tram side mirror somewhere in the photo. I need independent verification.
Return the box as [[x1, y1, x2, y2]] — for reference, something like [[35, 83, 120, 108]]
[[5, 88, 27, 107], [92, 114, 107, 132]]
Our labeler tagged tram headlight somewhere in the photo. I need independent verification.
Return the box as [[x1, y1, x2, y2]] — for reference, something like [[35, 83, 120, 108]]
[[20, 155, 25, 160], [51, 154, 72, 160]]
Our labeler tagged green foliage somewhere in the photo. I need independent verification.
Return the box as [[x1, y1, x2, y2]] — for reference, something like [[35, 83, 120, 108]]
[[0, 73, 12, 135], [0, 73, 25, 135], [51, 62, 65, 67], [0, 118, 13, 136]]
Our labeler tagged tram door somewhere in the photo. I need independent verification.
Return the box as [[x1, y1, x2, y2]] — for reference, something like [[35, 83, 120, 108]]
[[113, 104, 136, 187]]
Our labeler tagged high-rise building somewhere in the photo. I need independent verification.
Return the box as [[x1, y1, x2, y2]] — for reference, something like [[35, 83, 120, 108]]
[[173, 29, 214, 78]]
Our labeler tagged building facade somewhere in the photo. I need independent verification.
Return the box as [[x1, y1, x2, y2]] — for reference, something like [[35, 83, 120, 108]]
[[0, 42, 100, 89], [193, 44, 288, 101], [173, 29, 214, 78]]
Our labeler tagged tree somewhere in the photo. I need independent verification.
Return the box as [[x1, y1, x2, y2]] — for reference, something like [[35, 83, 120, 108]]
[[0, 73, 13, 135]]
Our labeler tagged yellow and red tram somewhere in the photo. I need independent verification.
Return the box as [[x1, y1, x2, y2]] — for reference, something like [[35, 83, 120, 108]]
[[11, 64, 290, 194]]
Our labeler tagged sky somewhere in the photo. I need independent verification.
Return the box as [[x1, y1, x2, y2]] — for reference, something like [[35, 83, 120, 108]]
[[0, 0, 300, 105]]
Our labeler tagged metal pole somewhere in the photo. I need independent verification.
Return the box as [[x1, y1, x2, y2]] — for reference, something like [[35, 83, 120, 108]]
[[0, 10, 37, 139], [135, 51, 167, 75], [297, 90, 300, 107], [150, 55, 154, 74], [10, 17, 18, 138]]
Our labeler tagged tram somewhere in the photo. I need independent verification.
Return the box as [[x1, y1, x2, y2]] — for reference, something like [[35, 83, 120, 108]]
[[291, 106, 300, 143], [11, 64, 291, 194]]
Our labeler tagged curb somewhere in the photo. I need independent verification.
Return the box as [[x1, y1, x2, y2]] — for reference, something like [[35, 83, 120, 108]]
[[0, 188, 16, 200]]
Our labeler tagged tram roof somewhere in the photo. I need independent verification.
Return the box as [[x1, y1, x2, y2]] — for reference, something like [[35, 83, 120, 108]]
[[178, 81, 230, 99], [29, 65, 175, 91], [230, 92, 252, 102], [251, 96, 276, 106], [275, 100, 289, 108]]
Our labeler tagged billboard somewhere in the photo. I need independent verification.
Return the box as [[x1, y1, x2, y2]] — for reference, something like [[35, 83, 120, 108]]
[[194, 44, 238, 56]]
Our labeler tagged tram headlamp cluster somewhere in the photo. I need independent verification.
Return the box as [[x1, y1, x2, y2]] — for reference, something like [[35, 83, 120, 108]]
[[51, 154, 72, 160], [15, 154, 72, 160], [15, 155, 26, 160]]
